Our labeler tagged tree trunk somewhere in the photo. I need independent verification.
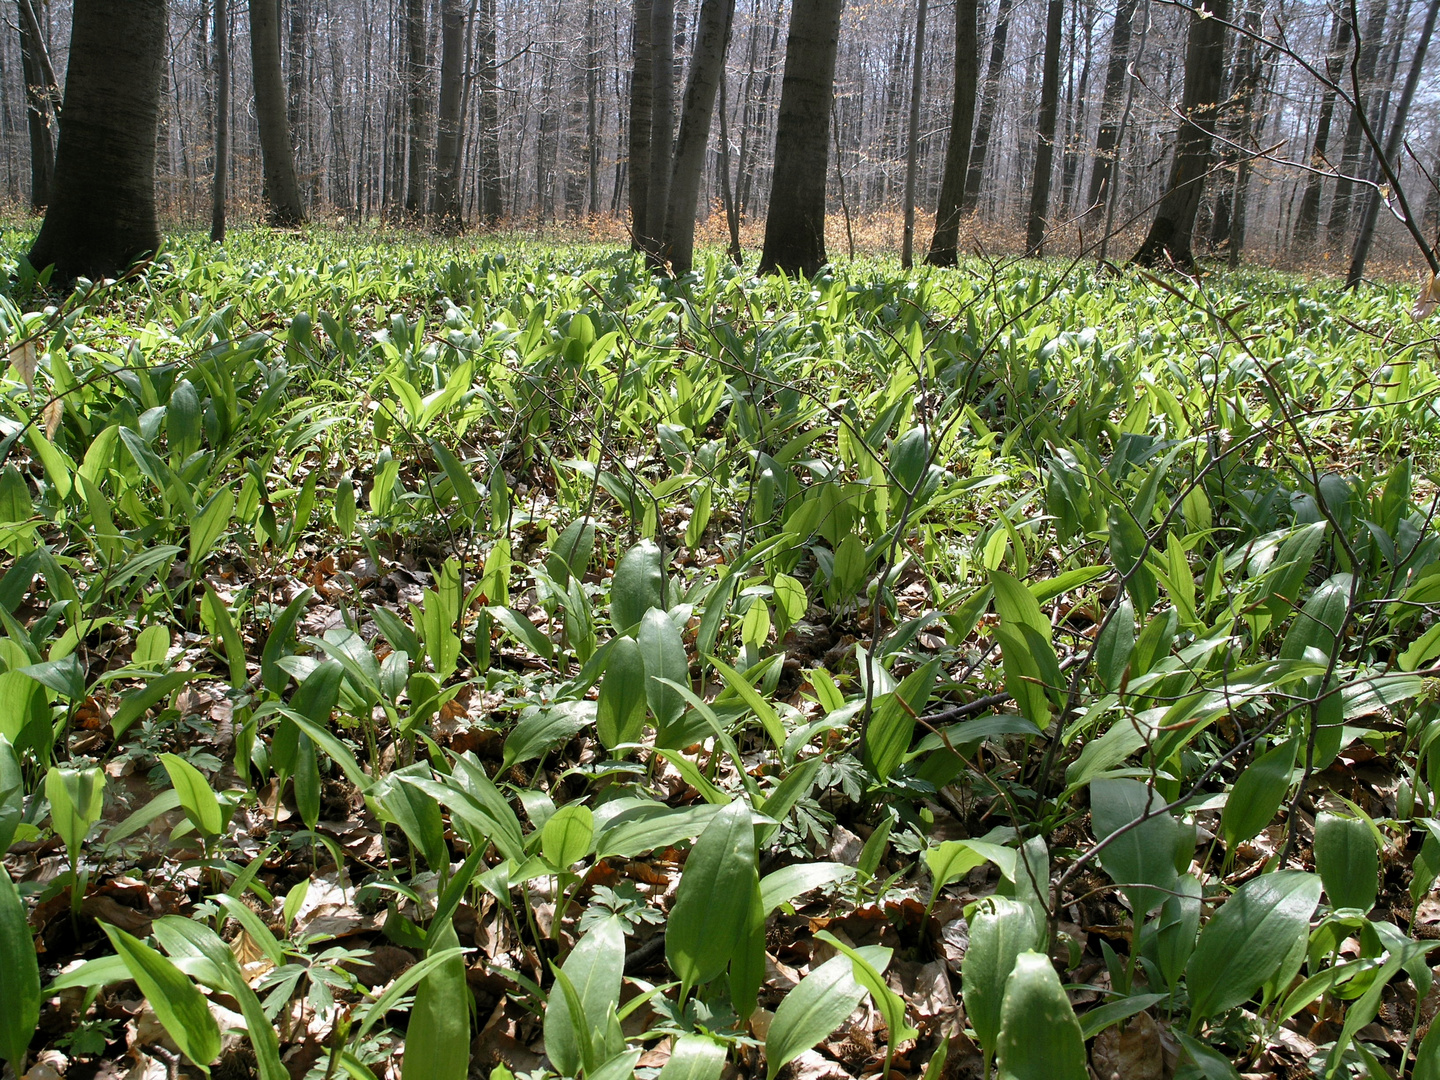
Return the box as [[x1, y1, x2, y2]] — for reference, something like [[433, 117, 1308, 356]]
[[961, 0, 1014, 211], [662, 0, 737, 273], [1347, 0, 1440, 284], [211, 0, 229, 242], [925, 0, 979, 266], [476, 0, 502, 223], [1293, 12, 1352, 246], [629, 0, 654, 249], [900, 0, 929, 268], [16, 0, 55, 209], [587, 0, 601, 214], [718, 74, 743, 262], [1025, 0, 1065, 254], [1086, 0, 1138, 208], [645, 0, 676, 254], [403, 0, 428, 216], [758, 0, 843, 276], [1129, 0, 1230, 268], [250, 0, 305, 225], [431, 0, 466, 230], [29, 0, 165, 281], [1326, 0, 1386, 248]]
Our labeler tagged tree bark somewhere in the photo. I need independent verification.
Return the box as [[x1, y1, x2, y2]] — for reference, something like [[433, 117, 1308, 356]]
[[431, 0, 466, 230], [250, 0, 305, 225], [901, 0, 929, 269], [1293, 12, 1352, 246], [961, 0, 1014, 211], [29, 0, 166, 281], [663, 0, 737, 273], [1326, 0, 1386, 248], [1086, 0, 1139, 209], [629, 0, 654, 250], [476, 0, 502, 223], [1025, 0, 1065, 254], [403, 0, 428, 216], [1129, 0, 1231, 268], [212, 0, 229, 242], [16, 0, 55, 209], [759, 0, 843, 276], [645, 0, 676, 254], [926, 0, 979, 266]]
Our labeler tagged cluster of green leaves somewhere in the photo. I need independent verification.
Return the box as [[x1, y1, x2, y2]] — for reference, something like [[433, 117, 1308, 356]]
[[0, 226, 1439, 1079]]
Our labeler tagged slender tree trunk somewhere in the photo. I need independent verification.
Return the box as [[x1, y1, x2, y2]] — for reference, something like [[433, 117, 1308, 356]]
[[211, 0, 229, 242], [587, 0, 601, 214], [900, 0, 929, 268], [758, 0, 843, 276], [1347, 0, 1440, 284], [1294, 13, 1352, 245], [1327, 0, 1386, 248], [718, 75, 743, 262], [432, 0, 466, 230], [1087, 0, 1140, 210], [961, 0, 1014, 211], [1130, 0, 1230, 267], [645, 0, 676, 254], [663, 0, 737, 273], [16, 0, 54, 209], [476, 0, 501, 223], [403, 0, 427, 215], [629, 0, 654, 249], [1026, 0, 1065, 254], [250, 0, 305, 225], [925, 0, 979, 265], [29, 0, 166, 281]]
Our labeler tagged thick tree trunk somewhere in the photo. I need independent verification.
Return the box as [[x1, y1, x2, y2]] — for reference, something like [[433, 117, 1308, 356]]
[[901, 0, 929, 269], [16, 0, 55, 210], [250, 0, 305, 225], [431, 0, 466, 230], [663, 0, 737, 273], [629, 0, 655, 250], [925, 0, 979, 266], [1025, 0, 1065, 254], [403, 0, 428, 216], [29, 0, 165, 281], [1327, 0, 1386, 248], [758, 0, 843, 276], [961, 0, 1014, 211], [1293, 13, 1352, 246], [645, 0, 676, 254], [1347, 0, 1440, 284], [1129, 0, 1231, 268], [211, 0, 229, 242], [476, 0, 502, 223], [1086, 0, 1138, 208]]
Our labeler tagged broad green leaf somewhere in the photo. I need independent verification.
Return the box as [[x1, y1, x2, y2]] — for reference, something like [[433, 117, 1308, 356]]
[[862, 658, 942, 781], [1313, 813, 1378, 913], [1221, 737, 1297, 851], [611, 540, 665, 633], [101, 922, 221, 1072], [925, 841, 989, 910], [542, 803, 595, 869], [995, 952, 1088, 1080], [657, 1035, 728, 1080], [402, 917, 470, 1080], [1094, 597, 1134, 691], [815, 931, 917, 1066], [1090, 778, 1183, 915], [489, 605, 553, 660], [544, 918, 625, 1077], [0, 866, 39, 1071], [1186, 870, 1322, 1024], [160, 754, 224, 840], [373, 769, 448, 873], [502, 701, 593, 771], [639, 608, 688, 732], [0, 735, 22, 854], [666, 798, 759, 995], [766, 950, 880, 1080], [962, 897, 1040, 1060], [596, 636, 647, 749], [112, 671, 200, 738], [46, 766, 106, 857]]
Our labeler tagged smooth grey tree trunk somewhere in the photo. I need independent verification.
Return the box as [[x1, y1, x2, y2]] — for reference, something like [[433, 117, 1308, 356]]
[[1129, 0, 1231, 267], [1293, 13, 1352, 246], [1086, 0, 1139, 209], [645, 0, 676, 254], [431, 0, 466, 230], [476, 0, 502, 223], [926, 0, 979, 266], [403, 0, 428, 215], [629, 0, 654, 250], [662, 0, 737, 273], [17, 0, 54, 209], [29, 0, 165, 281], [1025, 0, 1065, 254], [961, 0, 1014, 211], [718, 75, 743, 262], [211, 0, 229, 242], [250, 0, 304, 225], [900, 0, 928, 268], [759, 0, 843, 275], [1347, 0, 1440, 284]]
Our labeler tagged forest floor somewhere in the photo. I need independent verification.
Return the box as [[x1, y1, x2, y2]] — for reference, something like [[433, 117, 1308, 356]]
[[1, 226, 1439, 1080]]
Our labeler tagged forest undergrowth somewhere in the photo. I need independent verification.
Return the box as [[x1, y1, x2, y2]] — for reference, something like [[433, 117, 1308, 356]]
[[1, 226, 1439, 1080]]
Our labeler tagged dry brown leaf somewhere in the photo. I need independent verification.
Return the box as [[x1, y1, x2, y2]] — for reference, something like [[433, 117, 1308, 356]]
[[8, 339, 36, 392], [42, 397, 62, 439], [1414, 274, 1440, 321]]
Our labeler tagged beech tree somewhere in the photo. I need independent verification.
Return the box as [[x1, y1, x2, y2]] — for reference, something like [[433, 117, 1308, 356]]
[[250, 0, 304, 226]]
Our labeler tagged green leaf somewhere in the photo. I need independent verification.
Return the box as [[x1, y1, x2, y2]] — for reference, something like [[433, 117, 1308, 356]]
[[542, 803, 595, 869], [544, 918, 625, 1077], [1221, 737, 1297, 851], [402, 917, 470, 1080], [656, 1035, 728, 1080], [502, 701, 592, 771], [1185, 870, 1322, 1024], [889, 426, 929, 493], [666, 798, 760, 995], [189, 486, 234, 568], [1090, 778, 1184, 915], [765, 951, 875, 1080], [160, 754, 224, 840], [1173, 1031, 1244, 1080], [1094, 597, 1135, 691], [45, 766, 106, 857], [373, 769, 448, 873], [1078, 994, 1167, 1040], [112, 671, 200, 739], [0, 866, 39, 1071], [610, 539, 665, 634], [1313, 812, 1378, 913], [863, 658, 942, 781], [489, 605, 553, 660], [815, 931, 917, 1064], [962, 897, 1040, 1061], [995, 952, 1088, 1080], [596, 636, 648, 749], [925, 841, 989, 910], [100, 922, 221, 1072], [261, 588, 313, 694], [20, 654, 85, 700], [639, 608, 688, 733]]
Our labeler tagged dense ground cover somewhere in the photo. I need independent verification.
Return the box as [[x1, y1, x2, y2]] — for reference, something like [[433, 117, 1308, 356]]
[[1, 227, 1439, 1080]]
